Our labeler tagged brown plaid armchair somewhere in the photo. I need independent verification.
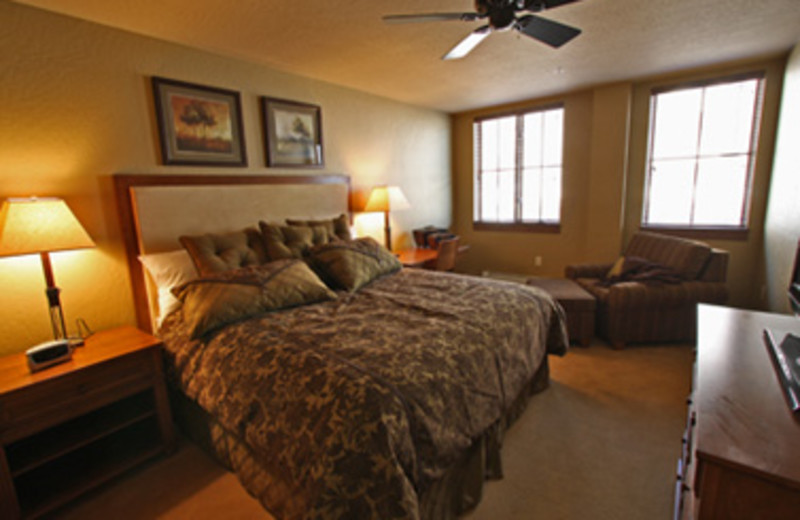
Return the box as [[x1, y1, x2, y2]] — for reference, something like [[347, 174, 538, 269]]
[[565, 232, 729, 348]]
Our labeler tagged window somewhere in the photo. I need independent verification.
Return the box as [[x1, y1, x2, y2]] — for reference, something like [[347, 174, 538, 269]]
[[643, 73, 764, 233], [473, 105, 564, 230]]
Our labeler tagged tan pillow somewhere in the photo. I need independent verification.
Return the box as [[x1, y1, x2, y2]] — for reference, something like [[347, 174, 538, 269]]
[[259, 222, 315, 260], [172, 259, 336, 339], [307, 237, 401, 291], [180, 228, 268, 276], [139, 249, 198, 326], [286, 214, 351, 242], [606, 256, 625, 279]]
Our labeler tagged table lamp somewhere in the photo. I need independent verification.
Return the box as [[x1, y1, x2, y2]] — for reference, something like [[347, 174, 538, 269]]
[[0, 197, 95, 343], [364, 185, 410, 250]]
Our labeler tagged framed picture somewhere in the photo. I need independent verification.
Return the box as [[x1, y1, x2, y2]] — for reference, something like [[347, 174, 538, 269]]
[[151, 76, 247, 166], [261, 97, 323, 168]]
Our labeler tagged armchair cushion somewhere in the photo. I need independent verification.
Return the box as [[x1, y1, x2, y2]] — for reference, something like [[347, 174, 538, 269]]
[[579, 279, 728, 309], [600, 256, 682, 286]]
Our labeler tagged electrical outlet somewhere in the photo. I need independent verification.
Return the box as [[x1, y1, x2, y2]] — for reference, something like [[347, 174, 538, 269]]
[[534, 255, 542, 267]]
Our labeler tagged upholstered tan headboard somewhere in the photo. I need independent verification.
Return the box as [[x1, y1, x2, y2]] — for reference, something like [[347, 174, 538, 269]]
[[114, 174, 351, 331]]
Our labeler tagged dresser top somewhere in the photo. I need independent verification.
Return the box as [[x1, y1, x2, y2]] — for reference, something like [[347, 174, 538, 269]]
[[696, 304, 800, 489], [0, 326, 161, 396]]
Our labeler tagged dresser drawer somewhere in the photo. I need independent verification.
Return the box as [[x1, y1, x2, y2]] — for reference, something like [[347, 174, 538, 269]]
[[0, 350, 155, 443]]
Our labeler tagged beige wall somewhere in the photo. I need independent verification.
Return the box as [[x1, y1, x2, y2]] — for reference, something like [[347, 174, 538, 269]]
[[0, 3, 451, 355], [452, 56, 785, 310], [763, 41, 800, 314]]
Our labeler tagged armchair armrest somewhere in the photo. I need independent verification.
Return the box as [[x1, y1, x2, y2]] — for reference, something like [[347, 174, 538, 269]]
[[565, 263, 612, 280], [698, 249, 728, 283]]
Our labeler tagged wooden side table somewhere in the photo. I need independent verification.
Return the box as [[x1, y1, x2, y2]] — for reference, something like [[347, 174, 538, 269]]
[[0, 326, 174, 519], [396, 245, 471, 268]]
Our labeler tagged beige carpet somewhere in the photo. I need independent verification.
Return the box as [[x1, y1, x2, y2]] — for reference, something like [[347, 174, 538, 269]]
[[57, 342, 693, 519]]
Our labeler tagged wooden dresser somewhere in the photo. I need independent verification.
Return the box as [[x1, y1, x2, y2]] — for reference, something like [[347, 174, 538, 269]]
[[676, 305, 800, 519]]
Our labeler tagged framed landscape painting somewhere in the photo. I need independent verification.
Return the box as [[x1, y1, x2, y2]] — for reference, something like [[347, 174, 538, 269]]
[[152, 77, 247, 166], [261, 97, 323, 168]]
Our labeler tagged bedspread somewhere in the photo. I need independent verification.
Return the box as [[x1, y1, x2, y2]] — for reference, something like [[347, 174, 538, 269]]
[[160, 269, 567, 519]]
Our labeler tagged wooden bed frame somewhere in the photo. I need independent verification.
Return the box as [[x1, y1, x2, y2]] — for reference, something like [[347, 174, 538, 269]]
[[113, 173, 351, 332]]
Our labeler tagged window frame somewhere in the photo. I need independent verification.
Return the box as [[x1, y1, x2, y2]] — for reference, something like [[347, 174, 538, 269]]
[[472, 103, 565, 233], [641, 71, 765, 240]]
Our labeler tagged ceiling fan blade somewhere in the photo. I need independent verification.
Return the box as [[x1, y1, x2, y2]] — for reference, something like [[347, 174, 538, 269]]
[[383, 13, 479, 24], [520, 0, 580, 12], [443, 26, 491, 60], [542, 0, 581, 8], [515, 14, 581, 48]]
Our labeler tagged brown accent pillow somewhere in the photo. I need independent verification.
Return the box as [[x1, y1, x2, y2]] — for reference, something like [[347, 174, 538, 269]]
[[297, 224, 332, 246], [180, 228, 268, 276], [172, 259, 336, 339], [259, 222, 315, 260], [307, 237, 401, 291], [286, 214, 351, 242]]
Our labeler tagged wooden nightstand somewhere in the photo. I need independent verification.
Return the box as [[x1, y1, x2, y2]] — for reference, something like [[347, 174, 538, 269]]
[[0, 326, 175, 519]]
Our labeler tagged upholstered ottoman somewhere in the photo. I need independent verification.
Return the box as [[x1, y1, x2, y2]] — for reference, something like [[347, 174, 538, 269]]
[[527, 277, 596, 347]]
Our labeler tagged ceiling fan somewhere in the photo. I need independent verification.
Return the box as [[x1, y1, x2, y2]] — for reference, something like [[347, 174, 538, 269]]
[[383, 0, 583, 60]]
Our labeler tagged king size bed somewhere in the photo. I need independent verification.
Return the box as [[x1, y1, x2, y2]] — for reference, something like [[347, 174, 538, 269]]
[[114, 173, 568, 520]]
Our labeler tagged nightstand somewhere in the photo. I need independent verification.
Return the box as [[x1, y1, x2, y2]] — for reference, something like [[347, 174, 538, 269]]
[[0, 326, 175, 519]]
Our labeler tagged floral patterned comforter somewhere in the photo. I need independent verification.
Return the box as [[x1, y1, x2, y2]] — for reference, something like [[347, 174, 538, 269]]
[[160, 269, 567, 519]]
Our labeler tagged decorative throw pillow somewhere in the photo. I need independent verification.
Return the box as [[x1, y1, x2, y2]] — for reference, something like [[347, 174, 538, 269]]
[[180, 228, 268, 276], [307, 237, 401, 291], [139, 249, 198, 326], [606, 256, 625, 279], [259, 222, 315, 259], [292, 224, 332, 246], [172, 259, 336, 339], [286, 214, 351, 242]]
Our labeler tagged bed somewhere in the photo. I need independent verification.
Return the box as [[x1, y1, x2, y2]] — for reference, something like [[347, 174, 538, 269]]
[[114, 173, 568, 520]]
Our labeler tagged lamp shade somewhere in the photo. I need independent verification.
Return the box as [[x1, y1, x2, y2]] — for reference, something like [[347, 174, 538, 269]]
[[0, 198, 95, 257], [364, 185, 410, 212]]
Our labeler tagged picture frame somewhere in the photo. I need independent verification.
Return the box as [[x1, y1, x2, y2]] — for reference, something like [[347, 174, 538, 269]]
[[261, 97, 324, 168], [151, 76, 247, 166]]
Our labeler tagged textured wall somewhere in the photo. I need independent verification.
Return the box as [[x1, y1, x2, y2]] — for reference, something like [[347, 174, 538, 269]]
[[0, 3, 450, 355], [764, 42, 800, 313]]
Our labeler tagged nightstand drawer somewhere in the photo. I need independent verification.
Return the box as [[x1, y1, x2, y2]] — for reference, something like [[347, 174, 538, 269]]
[[0, 350, 154, 444]]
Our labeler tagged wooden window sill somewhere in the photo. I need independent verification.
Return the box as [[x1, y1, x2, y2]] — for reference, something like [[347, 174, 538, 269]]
[[639, 225, 749, 241], [473, 222, 560, 234]]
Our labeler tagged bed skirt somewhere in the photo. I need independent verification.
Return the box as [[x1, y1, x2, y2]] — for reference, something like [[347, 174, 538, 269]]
[[169, 355, 551, 520]]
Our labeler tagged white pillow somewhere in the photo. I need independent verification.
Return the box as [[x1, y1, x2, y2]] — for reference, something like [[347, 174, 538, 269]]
[[139, 249, 198, 326]]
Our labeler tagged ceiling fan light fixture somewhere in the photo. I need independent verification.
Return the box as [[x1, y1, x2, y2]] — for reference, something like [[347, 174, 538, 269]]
[[443, 27, 492, 60]]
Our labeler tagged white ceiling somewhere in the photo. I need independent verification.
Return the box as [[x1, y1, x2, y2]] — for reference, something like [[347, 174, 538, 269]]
[[13, 0, 800, 113]]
